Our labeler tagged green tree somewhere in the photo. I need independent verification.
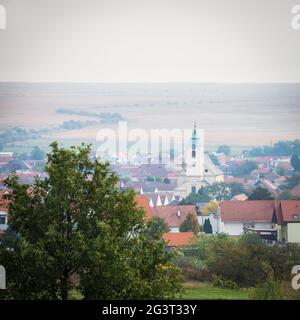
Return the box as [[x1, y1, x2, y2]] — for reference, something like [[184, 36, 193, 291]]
[[179, 213, 200, 234], [148, 216, 169, 239], [209, 153, 219, 166], [217, 145, 231, 156], [249, 187, 274, 200], [30, 146, 45, 160], [232, 160, 257, 177], [0, 142, 182, 300], [203, 218, 213, 234], [291, 154, 300, 171]]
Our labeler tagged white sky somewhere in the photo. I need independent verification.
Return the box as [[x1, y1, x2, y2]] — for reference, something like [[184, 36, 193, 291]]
[[0, 0, 299, 82]]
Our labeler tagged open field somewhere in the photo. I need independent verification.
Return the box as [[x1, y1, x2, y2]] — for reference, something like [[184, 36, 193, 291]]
[[1, 83, 300, 148], [177, 282, 250, 300]]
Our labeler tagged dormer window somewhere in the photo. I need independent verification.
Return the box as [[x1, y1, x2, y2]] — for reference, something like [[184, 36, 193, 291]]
[[293, 213, 299, 221]]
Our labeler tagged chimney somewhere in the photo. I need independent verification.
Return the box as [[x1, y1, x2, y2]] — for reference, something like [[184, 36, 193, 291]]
[[177, 209, 181, 217]]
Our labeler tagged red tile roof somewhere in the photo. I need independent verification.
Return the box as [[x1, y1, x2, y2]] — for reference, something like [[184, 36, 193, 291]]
[[135, 194, 153, 221], [163, 232, 194, 247], [221, 200, 300, 224], [220, 201, 275, 222], [279, 201, 300, 223], [154, 205, 197, 228]]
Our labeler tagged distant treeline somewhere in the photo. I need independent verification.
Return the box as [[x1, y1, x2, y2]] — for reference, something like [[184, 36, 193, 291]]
[[59, 120, 98, 130], [56, 108, 125, 124], [245, 140, 300, 157]]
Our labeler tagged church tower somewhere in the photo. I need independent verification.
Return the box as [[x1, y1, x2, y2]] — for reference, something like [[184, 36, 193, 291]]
[[186, 123, 204, 179]]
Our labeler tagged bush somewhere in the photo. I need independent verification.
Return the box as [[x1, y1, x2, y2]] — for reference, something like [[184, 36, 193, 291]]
[[212, 275, 239, 290], [249, 278, 284, 300], [183, 267, 212, 282]]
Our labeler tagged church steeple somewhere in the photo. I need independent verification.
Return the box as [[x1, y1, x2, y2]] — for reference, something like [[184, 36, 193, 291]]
[[191, 122, 198, 158]]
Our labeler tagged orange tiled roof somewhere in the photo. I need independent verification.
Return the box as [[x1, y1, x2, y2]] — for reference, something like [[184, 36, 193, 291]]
[[163, 232, 194, 247], [135, 194, 153, 220]]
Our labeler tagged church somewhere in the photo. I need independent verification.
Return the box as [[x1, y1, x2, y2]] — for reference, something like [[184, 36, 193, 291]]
[[175, 124, 224, 199]]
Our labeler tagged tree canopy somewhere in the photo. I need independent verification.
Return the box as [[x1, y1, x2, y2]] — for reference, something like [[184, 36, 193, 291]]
[[0, 142, 181, 300], [179, 213, 200, 234]]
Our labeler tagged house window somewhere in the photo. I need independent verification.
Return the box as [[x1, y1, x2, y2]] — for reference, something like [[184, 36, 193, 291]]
[[0, 215, 6, 225], [191, 186, 196, 194]]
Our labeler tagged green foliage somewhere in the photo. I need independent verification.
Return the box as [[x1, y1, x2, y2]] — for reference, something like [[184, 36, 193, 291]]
[[249, 187, 274, 200], [186, 182, 246, 204], [163, 178, 171, 184], [179, 213, 200, 234], [209, 153, 219, 166], [183, 234, 300, 289], [291, 154, 300, 171], [0, 142, 182, 300], [217, 145, 231, 156], [250, 277, 284, 300], [212, 275, 239, 290], [147, 216, 169, 239], [247, 140, 300, 157], [30, 146, 45, 160], [203, 218, 212, 234], [231, 160, 257, 177]]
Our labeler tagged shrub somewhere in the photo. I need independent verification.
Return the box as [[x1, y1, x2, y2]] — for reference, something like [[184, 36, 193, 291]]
[[212, 275, 239, 290], [249, 278, 284, 300]]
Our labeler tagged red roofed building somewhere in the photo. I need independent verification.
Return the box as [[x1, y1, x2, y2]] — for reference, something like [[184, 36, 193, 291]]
[[163, 232, 195, 248], [154, 205, 198, 232], [135, 194, 154, 221], [220, 201, 275, 237], [220, 200, 300, 243], [274, 200, 300, 243]]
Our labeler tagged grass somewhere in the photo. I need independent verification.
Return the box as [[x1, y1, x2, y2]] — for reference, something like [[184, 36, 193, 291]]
[[177, 281, 250, 300]]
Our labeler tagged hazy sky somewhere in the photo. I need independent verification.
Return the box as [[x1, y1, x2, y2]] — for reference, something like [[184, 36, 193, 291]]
[[0, 0, 299, 82]]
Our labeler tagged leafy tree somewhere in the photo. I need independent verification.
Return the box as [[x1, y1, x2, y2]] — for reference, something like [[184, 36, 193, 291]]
[[249, 187, 274, 200], [201, 200, 218, 216], [148, 216, 169, 239], [163, 178, 171, 184], [217, 145, 231, 156], [0, 142, 182, 300], [203, 218, 212, 234], [185, 187, 211, 203], [231, 160, 257, 177], [186, 182, 246, 204], [291, 154, 300, 171], [179, 213, 200, 234], [277, 190, 298, 200], [30, 146, 46, 160], [209, 153, 219, 166]]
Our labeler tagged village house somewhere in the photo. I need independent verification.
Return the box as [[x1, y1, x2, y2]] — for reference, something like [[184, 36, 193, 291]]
[[219, 201, 277, 240], [153, 205, 199, 233], [219, 200, 300, 243], [274, 200, 300, 243]]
